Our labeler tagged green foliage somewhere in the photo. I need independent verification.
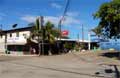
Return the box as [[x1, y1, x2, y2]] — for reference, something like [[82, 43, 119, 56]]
[[92, 26, 102, 37], [30, 19, 60, 44], [74, 43, 86, 51], [79, 43, 86, 49], [44, 21, 60, 43], [64, 42, 74, 50], [74, 44, 80, 51], [93, 0, 120, 39]]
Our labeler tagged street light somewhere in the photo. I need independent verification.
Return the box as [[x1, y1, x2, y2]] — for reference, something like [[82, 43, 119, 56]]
[[88, 30, 91, 50]]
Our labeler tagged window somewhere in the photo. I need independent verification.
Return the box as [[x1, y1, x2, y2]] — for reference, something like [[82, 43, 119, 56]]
[[7, 45, 29, 51], [10, 33, 12, 37], [16, 32, 19, 37], [23, 34, 27, 38]]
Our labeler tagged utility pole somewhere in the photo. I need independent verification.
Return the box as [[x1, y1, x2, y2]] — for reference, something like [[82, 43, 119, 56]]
[[41, 16, 44, 55], [57, 0, 70, 53], [58, 0, 70, 40], [38, 16, 44, 56], [77, 33, 79, 42], [5, 33, 7, 53], [58, 19, 62, 40], [82, 24, 84, 42], [38, 17, 41, 56], [88, 31, 91, 50]]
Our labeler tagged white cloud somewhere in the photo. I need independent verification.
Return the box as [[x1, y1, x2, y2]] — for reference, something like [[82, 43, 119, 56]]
[[45, 16, 81, 26], [51, 3, 62, 9], [0, 13, 6, 21], [44, 16, 59, 25], [20, 15, 59, 24], [62, 16, 80, 25], [66, 12, 79, 17], [21, 15, 81, 26], [44, 16, 80, 25], [21, 15, 37, 23]]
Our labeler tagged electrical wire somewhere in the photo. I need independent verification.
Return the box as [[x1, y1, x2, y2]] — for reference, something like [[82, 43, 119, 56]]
[[58, 0, 70, 38]]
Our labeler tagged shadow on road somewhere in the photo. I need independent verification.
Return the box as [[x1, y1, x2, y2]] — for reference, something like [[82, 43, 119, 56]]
[[97, 64, 120, 78], [114, 65, 120, 78], [100, 52, 120, 59]]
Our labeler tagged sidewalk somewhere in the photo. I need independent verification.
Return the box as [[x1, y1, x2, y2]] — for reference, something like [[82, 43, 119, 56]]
[[0, 52, 38, 57]]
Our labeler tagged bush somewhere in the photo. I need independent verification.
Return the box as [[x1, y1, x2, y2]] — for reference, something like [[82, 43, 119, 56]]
[[64, 42, 74, 50]]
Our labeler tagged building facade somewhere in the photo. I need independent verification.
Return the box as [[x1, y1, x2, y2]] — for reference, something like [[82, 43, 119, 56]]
[[0, 26, 98, 55], [0, 27, 32, 54]]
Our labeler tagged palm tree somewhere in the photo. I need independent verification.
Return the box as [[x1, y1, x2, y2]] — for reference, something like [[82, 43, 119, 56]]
[[28, 17, 42, 55], [43, 21, 60, 55], [29, 18, 60, 55], [44, 21, 59, 43]]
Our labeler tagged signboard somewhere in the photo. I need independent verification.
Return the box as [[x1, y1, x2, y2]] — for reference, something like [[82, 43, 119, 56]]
[[7, 37, 26, 44], [61, 30, 69, 36]]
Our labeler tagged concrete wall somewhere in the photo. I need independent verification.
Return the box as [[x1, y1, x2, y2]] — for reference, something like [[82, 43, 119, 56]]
[[7, 31, 30, 45], [0, 35, 5, 52], [0, 31, 31, 52]]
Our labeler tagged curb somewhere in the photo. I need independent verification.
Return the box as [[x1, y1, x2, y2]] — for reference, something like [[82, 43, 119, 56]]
[[0, 54, 38, 57]]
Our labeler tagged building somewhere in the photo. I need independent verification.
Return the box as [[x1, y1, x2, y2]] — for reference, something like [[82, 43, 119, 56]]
[[0, 26, 98, 55], [58, 38, 98, 50], [0, 27, 33, 54]]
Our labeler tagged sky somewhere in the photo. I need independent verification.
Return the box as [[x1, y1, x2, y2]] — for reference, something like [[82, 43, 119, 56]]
[[0, 0, 110, 40]]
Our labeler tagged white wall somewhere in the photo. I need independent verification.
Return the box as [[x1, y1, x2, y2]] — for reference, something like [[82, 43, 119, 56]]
[[0, 35, 5, 52], [0, 30, 31, 52], [7, 31, 30, 45]]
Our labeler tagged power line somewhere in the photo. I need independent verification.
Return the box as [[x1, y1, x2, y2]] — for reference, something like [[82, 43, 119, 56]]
[[82, 24, 84, 42], [62, 0, 70, 20], [58, 0, 70, 39]]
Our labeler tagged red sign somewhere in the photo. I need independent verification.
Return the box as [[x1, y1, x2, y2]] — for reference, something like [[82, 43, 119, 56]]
[[61, 30, 69, 36]]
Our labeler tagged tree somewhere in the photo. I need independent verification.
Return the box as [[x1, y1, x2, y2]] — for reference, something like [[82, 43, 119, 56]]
[[44, 21, 60, 44], [93, 0, 120, 39], [31, 17, 42, 55], [29, 19, 60, 55], [43, 21, 60, 54]]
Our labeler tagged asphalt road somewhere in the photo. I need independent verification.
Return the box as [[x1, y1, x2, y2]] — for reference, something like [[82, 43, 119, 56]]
[[0, 52, 120, 78]]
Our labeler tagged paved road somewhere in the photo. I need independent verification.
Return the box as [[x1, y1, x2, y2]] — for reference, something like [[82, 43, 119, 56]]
[[0, 52, 120, 78]]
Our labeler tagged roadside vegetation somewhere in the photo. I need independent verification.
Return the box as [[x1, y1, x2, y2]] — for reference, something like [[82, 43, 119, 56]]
[[28, 17, 72, 55], [93, 0, 120, 39]]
